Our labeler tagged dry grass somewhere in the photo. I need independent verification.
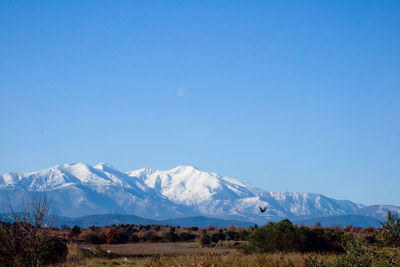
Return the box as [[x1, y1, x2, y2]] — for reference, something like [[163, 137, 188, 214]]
[[141, 252, 339, 267], [88, 242, 235, 256], [71, 252, 340, 267], [59, 243, 340, 267], [60, 242, 400, 266]]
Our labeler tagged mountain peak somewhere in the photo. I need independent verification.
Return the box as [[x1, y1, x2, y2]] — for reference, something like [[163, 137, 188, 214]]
[[94, 162, 117, 171], [170, 165, 199, 173], [57, 162, 90, 169]]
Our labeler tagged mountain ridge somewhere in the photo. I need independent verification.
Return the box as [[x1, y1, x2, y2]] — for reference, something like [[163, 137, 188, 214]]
[[0, 162, 397, 225]]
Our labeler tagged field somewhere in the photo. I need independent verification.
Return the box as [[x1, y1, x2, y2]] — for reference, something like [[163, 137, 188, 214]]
[[65, 242, 341, 267], [88, 241, 236, 256]]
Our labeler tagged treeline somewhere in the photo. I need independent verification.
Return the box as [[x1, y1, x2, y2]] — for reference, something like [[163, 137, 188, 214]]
[[243, 211, 400, 254], [64, 223, 250, 245]]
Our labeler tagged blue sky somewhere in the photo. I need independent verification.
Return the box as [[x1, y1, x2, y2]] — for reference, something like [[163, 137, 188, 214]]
[[1, 1, 399, 206]]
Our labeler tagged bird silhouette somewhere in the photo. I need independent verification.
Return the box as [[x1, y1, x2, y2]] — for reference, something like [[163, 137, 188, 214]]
[[259, 206, 267, 213]]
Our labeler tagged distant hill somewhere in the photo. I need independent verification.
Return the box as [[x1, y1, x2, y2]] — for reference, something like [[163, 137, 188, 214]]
[[53, 214, 159, 228], [1, 212, 384, 228], [293, 215, 381, 228], [160, 216, 253, 228], [52, 214, 253, 228], [354, 205, 400, 221]]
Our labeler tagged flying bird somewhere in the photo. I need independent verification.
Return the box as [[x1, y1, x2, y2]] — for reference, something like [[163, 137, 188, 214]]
[[259, 206, 267, 213]]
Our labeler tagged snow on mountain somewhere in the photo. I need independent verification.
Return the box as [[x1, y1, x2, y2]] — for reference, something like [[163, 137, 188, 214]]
[[354, 205, 400, 221], [0, 163, 372, 222], [127, 165, 364, 222], [0, 163, 189, 218]]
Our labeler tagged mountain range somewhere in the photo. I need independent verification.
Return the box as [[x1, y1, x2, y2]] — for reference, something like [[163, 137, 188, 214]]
[[0, 162, 398, 227]]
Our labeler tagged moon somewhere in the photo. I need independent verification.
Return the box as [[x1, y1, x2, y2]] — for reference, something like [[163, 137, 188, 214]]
[[177, 87, 185, 97]]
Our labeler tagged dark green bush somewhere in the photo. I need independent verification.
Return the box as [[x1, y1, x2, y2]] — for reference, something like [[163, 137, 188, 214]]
[[337, 234, 399, 267], [245, 219, 345, 253], [128, 234, 140, 243], [199, 234, 211, 247], [163, 231, 179, 242], [178, 232, 196, 241], [38, 238, 68, 265], [237, 229, 250, 241], [163, 227, 179, 242], [85, 233, 106, 244], [225, 230, 238, 241], [69, 225, 81, 237], [211, 232, 226, 242]]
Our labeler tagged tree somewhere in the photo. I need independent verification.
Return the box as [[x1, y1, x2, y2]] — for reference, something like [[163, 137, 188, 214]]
[[379, 211, 400, 247]]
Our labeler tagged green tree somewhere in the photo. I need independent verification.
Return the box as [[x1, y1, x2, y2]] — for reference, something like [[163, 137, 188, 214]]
[[379, 211, 400, 247], [248, 219, 302, 253]]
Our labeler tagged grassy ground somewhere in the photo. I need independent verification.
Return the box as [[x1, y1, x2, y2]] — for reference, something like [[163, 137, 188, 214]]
[[60, 242, 400, 266], [67, 251, 340, 267], [60, 243, 341, 267], [88, 241, 236, 256]]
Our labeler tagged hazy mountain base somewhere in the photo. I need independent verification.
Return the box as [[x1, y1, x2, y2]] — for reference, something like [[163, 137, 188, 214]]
[[54, 214, 382, 228], [0, 213, 382, 228]]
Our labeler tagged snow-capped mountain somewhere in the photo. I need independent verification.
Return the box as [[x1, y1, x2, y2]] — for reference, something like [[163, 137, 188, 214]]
[[0, 162, 371, 222], [0, 163, 190, 218], [128, 165, 364, 222], [354, 205, 400, 221]]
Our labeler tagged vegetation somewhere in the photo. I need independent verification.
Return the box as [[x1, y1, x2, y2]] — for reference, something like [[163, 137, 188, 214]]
[[2, 203, 400, 266], [0, 196, 68, 266], [379, 211, 400, 247], [242, 219, 344, 253]]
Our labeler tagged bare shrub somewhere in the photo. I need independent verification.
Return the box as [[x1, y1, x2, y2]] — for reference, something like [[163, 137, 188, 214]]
[[0, 194, 67, 266]]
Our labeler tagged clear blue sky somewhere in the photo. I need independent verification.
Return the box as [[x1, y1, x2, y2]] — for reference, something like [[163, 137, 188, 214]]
[[1, 1, 399, 206]]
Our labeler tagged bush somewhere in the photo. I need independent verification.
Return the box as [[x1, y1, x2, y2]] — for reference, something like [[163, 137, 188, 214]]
[[248, 220, 302, 253], [299, 226, 344, 253], [337, 234, 399, 267], [237, 229, 250, 241], [225, 230, 238, 241], [85, 233, 106, 244], [163, 227, 179, 242], [211, 232, 226, 243], [38, 238, 68, 265], [128, 234, 140, 243], [141, 231, 159, 242], [379, 211, 400, 247], [244, 219, 344, 253], [179, 232, 196, 242], [199, 234, 211, 247], [0, 195, 69, 266], [106, 227, 121, 244], [69, 225, 81, 238]]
